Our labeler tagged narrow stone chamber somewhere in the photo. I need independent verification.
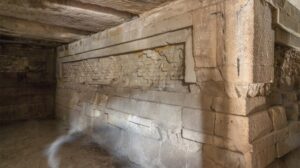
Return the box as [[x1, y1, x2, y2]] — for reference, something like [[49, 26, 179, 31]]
[[0, 0, 300, 168]]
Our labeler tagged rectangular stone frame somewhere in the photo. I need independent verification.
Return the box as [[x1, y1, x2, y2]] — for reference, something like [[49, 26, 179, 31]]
[[58, 28, 196, 83]]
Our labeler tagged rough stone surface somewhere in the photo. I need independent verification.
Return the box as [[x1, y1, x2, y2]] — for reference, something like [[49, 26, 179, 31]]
[[182, 108, 215, 134], [268, 106, 288, 130], [62, 45, 184, 89], [107, 96, 182, 129], [215, 111, 273, 143], [212, 96, 267, 116]]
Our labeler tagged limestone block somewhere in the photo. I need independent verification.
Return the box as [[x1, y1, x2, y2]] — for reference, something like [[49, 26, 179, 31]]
[[182, 93, 213, 110], [168, 130, 202, 153], [199, 81, 225, 97], [193, 10, 222, 68], [202, 145, 246, 168], [285, 104, 299, 121], [253, 0, 275, 67], [185, 150, 203, 168], [107, 96, 182, 128], [123, 131, 162, 167], [220, 64, 252, 83], [246, 83, 272, 97], [182, 108, 215, 134], [274, 127, 290, 143], [268, 106, 288, 130], [282, 92, 297, 106], [221, 64, 274, 83], [268, 91, 283, 106], [225, 82, 272, 98], [252, 128, 288, 159], [131, 90, 213, 110], [215, 111, 273, 143], [107, 109, 161, 140], [182, 128, 251, 153], [160, 141, 187, 168], [252, 132, 274, 153], [289, 121, 300, 134], [253, 145, 276, 168], [212, 97, 267, 116], [266, 159, 287, 168], [196, 68, 223, 82], [252, 65, 275, 83], [276, 122, 300, 158], [215, 113, 249, 143], [182, 128, 214, 144], [249, 111, 274, 142]]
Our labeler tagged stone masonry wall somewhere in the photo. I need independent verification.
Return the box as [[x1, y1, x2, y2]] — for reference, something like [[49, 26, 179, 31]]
[[248, 0, 300, 167], [264, 45, 300, 168], [55, 0, 300, 167], [0, 44, 55, 123]]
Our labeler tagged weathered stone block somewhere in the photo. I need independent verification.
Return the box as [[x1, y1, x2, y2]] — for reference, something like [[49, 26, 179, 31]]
[[276, 122, 300, 158], [249, 110, 273, 142], [225, 82, 271, 98], [107, 109, 161, 140], [107, 96, 182, 128], [252, 65, 274, 83], [182, 128, 213, 144], [199, 81, 225, 97], [202, 144, 246, 168], [185, 150, 203, 168], [212, 96, 267, 116], [215, 113, 249, 143], [196, 68, 223, 82], [160, 141, 187, 168], [182, 108, 215, 134], [268, 91, 283, 106], [193, 11, 222, 68], [182, 128, 251, 153], [282, 92, 297, 106], [268, 106, 288, 130], [285, 104, 299, 121], [215, 111, 273, 143], [253, 145, 276, 168], [131, 90, 213, 110]]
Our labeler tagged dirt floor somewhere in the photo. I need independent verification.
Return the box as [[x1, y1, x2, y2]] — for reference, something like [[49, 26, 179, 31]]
[[0, 120, 137, 168]]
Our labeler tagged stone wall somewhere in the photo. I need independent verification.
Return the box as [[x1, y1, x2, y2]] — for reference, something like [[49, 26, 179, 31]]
[[263, 45, 300, 168], [56, 0, 300, 167], [0, 44, 55, 123]]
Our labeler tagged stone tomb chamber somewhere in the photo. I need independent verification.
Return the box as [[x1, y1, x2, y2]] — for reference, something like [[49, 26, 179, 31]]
[[0, 0, 300, 167]]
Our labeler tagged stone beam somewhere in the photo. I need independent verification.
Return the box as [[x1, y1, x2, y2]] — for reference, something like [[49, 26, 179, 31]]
[[0, 35, 63, 47], [0, 16, 90, 43], [76, 0, 173, 14], [0, 0, 134, 32]]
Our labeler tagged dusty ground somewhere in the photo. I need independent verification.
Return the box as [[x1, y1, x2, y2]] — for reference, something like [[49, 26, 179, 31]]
[[0, 120, 137, 168]]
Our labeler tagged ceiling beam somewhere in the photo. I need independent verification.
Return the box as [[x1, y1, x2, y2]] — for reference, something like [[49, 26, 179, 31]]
[[0, 0, 134, 32], [76, 0, 173, 14], [0, 35, 63, 47], [0, 16, 90, 43]]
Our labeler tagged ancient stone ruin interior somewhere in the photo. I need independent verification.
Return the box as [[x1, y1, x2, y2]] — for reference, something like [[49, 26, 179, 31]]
[[0, 0, 300, 167]]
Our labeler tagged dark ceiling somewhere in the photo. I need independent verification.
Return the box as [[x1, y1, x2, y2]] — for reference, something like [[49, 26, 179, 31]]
[[0, 0, 174, 47]]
